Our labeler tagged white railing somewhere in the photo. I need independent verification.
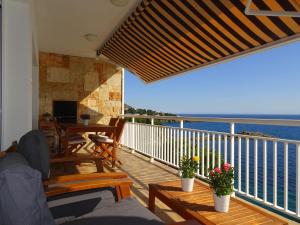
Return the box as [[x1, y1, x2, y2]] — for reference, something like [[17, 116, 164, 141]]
[[120, 114, 300, 220]]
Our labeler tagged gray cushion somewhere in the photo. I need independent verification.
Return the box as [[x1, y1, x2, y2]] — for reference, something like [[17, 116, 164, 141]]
[[0, 152, 55, 225], [48, 188, 117, 224], [61, 197, 164, 225], [17, 130, 50, 179]]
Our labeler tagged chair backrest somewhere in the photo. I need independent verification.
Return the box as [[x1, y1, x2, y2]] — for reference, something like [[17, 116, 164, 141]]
[[53, 119, 63, 137], [16, 130, 50, 180], [106, 117, 120, 138], [115, 119, 126, 143], [109, 117, 119, 126]]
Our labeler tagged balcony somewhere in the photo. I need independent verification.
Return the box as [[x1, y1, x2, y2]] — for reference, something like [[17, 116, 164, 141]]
[[2, 0, 300, 224], [51, 114, 300, 224], [116, 115, 300, 223]]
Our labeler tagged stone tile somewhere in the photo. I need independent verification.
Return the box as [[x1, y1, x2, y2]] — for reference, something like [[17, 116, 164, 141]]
[[47, 67, 70, 83], [39, 52, 122, 122], [109, 91, 121, 101], [84, 72, 99, 91]]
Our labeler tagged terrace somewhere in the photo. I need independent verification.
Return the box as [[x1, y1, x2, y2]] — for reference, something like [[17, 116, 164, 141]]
[[61, 115, 300, 224], [1, 0, 300, 224]]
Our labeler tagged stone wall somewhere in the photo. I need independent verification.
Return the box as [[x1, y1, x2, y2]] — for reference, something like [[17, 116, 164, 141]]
[[39, 52, 123, 124]]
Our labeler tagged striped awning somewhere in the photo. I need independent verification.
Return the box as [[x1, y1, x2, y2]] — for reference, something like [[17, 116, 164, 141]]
[[98, 0, 300, 83]]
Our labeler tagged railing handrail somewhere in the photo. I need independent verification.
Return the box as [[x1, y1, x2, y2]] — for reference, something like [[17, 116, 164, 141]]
[[126, 121, 300, 145], [122, 114, 300, 127]]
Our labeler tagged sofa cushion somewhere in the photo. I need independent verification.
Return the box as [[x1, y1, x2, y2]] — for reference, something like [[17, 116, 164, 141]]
[[48, 188, 116, 224], [17, 130, 50, 179], [0, 152, 55, 225], [61, 197, 164, 225]]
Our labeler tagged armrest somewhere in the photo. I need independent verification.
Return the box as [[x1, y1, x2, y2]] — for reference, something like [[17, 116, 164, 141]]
[[45, 177, 133, 201], [45, 172, 128, 185], [50, 156, 100, 163], [50, 155, 104, 172]]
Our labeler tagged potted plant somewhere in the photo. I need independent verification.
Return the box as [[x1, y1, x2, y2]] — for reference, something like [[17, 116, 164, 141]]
[[42, 112, 52, 121], [80, 114, 91, 125], [208, 163, 234, 212], [179, 155, 199, 192]]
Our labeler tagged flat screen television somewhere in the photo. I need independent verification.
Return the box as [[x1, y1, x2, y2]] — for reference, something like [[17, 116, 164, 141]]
[[53, 100, 77, 123]]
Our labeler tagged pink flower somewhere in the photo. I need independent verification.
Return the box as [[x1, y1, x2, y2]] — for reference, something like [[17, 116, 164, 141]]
[[209, 170, 215, 176], [223, 163, 231, 172], [214, 167, 221, 173]]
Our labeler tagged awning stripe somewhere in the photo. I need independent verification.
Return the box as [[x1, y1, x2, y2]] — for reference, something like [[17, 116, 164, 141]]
[[122, 29, 182, 72], [231, 0, 280, 40], [130, 21, 193, 68], [107, 40, 165, 79], [124, 25, 185, 71], [195, 1, 255, 48], [156, 0, 227, 58], [212, 1, 267, 45], [116, 34, 175, 74], [169, 0, 234, 55], [142, 9, 210, 62], [149, 4, 218, 60], [275, 0, 300, 25], [255, 1, 295, 35], [127, 22, 189, 69], [181, 0, 244, 52], [229, 0, 280, 41], [99, 0, 300, 83], [137, 14, 201, 64]]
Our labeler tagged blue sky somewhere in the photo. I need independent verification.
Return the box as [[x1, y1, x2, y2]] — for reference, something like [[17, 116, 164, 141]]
[[124, 41, 300, 114]]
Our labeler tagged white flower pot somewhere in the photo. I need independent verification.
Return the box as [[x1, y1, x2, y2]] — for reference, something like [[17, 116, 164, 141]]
[[83, 119, 89, 125], [213, 194, 230, 212], [181, 178, 194, 192]]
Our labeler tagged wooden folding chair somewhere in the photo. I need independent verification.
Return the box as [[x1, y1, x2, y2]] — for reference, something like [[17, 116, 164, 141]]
[[89, 118, 126, 166], [88, 117, 119, 142], [54, 120, 87, 156]]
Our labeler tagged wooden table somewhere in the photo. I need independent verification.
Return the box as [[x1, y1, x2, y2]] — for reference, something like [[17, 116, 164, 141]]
[[149, 180, 287, 225], [60, 123, 117, 167]]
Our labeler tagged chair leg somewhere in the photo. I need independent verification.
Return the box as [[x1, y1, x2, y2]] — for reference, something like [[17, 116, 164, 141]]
[[95, 159, 104, 172]]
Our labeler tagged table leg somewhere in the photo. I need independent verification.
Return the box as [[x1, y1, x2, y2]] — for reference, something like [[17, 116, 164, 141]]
[[148, 186, 156, 212], [112, 131, 116, 168]]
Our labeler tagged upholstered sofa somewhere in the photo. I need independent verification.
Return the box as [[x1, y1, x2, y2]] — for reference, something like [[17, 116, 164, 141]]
[[0, 130, 164, 225]]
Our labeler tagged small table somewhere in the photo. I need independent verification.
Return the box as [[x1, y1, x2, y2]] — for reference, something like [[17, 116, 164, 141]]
[[60, 123, 117, 167], [149, 180, 287, 225]]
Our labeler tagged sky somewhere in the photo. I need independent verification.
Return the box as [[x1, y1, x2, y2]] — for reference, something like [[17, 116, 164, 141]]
[[124, 41, 300, 114]]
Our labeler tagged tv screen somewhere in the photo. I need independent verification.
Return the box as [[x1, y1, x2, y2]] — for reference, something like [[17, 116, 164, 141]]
[[53, 101, 77, 123]]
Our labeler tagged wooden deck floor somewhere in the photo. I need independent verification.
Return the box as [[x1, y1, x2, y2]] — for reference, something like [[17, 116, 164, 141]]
[[51, 146, 296, 225], [51, 147, 183, 223], [114, 148, 184, 224]]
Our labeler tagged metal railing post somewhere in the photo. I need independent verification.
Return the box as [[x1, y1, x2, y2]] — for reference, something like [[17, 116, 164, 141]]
[[150, 118, 154, 162], [296, 144, 300, 217], [180, 120, 184, 160], [131, 117, 135, 154], [230, 122, 235, 196], [230, 122, 235, 167]]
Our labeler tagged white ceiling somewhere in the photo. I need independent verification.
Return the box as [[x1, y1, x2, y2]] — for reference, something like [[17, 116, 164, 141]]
[[34, 0, 140, 58]]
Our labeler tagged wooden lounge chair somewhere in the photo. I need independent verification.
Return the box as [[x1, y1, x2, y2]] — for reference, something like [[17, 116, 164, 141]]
[[0, 130, 165, 225], [89, 118, 126, 166], [54, 120, 87, 156]]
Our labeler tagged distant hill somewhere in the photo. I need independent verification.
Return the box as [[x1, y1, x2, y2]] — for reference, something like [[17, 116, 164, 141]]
[[124, 104, 176, 117], [124, 104, 177, 125]]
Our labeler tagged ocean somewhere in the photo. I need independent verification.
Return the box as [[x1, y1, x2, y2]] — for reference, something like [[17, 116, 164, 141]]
[[163, 114, 300, 218]]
